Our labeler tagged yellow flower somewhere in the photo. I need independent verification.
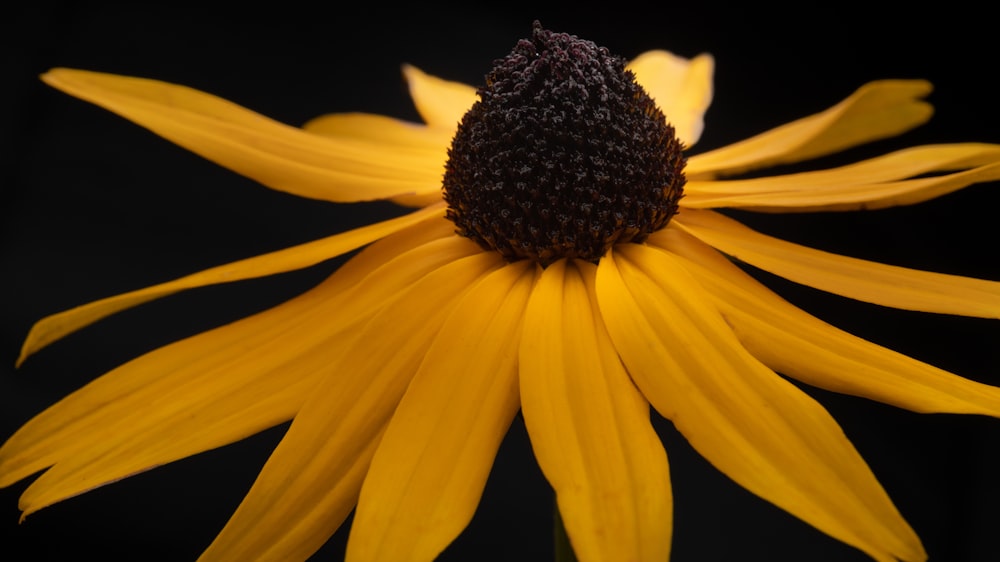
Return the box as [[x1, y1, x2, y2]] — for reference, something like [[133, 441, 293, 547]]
[[5, 22, 1000, 562]]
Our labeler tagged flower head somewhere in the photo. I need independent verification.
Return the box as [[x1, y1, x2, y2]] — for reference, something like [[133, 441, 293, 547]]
[[444, 22, 686, 264], [5, 21, 1000, 562]]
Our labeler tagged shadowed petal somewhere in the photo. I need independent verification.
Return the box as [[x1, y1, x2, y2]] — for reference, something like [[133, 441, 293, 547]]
[[303, 112, 450, 207], [200, 249, 505, 562], [520, 259, 672, 562], [596, 243, 926, 562], [401, 64, 478, 131], [346, 260, 537, 562], [683, 143, 1000, 211], [687, 80, 933, 178], [17, 204, 444, 366], [303, 112, 453, 151], [628, 50, 714, 147], [676, 208, 1000, 317], [42, 68, 441, 203], [652, 227, 1000, 415]]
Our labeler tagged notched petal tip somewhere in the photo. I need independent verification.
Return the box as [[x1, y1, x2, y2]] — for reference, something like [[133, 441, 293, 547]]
[[687, 78, 938, 178]]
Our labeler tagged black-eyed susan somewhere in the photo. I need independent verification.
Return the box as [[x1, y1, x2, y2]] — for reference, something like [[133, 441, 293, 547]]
[[5, 20, 1000, 562]]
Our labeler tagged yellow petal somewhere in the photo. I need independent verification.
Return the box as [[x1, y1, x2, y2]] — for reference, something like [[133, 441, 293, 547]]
[[2, 223, 475, 518], [200, 248, 504, 562], [303, 111, 454, 150], [302, 111, 450, 207], [401, 64, 478, 131], [682, 143, 1000, 211], [209, 431, 379, 562], [676, 208, 1000, 317], [16, 340, 325, 518], [628, 50, 714, 147], [520, 259, 672, 562], [686, 80, 933, 178], [3, 273, 336, 500], [17, 204, 445, 366], [42, 68, 441, 203], [313, 210, 456, 292], [5, 215, 456, 484], [653, 226, 1000, 415], [346, 260, 537, 562], [596, 243, 925, 562]]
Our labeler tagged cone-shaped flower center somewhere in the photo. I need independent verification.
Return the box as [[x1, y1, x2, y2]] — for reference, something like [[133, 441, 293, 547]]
[[443, 22, 687, 266]]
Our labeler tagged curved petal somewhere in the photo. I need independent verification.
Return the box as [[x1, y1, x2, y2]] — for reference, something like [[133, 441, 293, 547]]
[[683, 143, 1000, 211], [346, 260, 537, 562], [199, 248, 504, 562], [42, 68, 441, 203], [401, 64, 478, 131], [519, 259, 672, 562], [2, 223, 473, 516], [17, 204, 445, 366], [676, 208, 1000, 317], [596, 243, 925, 562], [628, 50, 714, 147], [686, 80, 933, 178], [652, 226, 1000, 415]]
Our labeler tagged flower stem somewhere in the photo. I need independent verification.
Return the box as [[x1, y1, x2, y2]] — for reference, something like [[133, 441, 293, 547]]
[[553, 502, 578, 562]]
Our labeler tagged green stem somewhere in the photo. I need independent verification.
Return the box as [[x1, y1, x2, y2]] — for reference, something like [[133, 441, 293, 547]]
[[553, 502, 578, 562]]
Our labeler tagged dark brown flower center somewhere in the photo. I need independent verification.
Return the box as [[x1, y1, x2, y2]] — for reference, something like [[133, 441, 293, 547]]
[[442, 21, 687, 266]]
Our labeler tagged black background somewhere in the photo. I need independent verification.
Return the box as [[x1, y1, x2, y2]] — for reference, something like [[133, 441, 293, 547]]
[[3, 2, 1000, 561]]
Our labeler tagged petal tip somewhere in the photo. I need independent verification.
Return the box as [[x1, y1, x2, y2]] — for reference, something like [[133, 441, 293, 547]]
[[40, 67, 85, 85], [400, 63, 420, 80], [39, 68, 64, 86]]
